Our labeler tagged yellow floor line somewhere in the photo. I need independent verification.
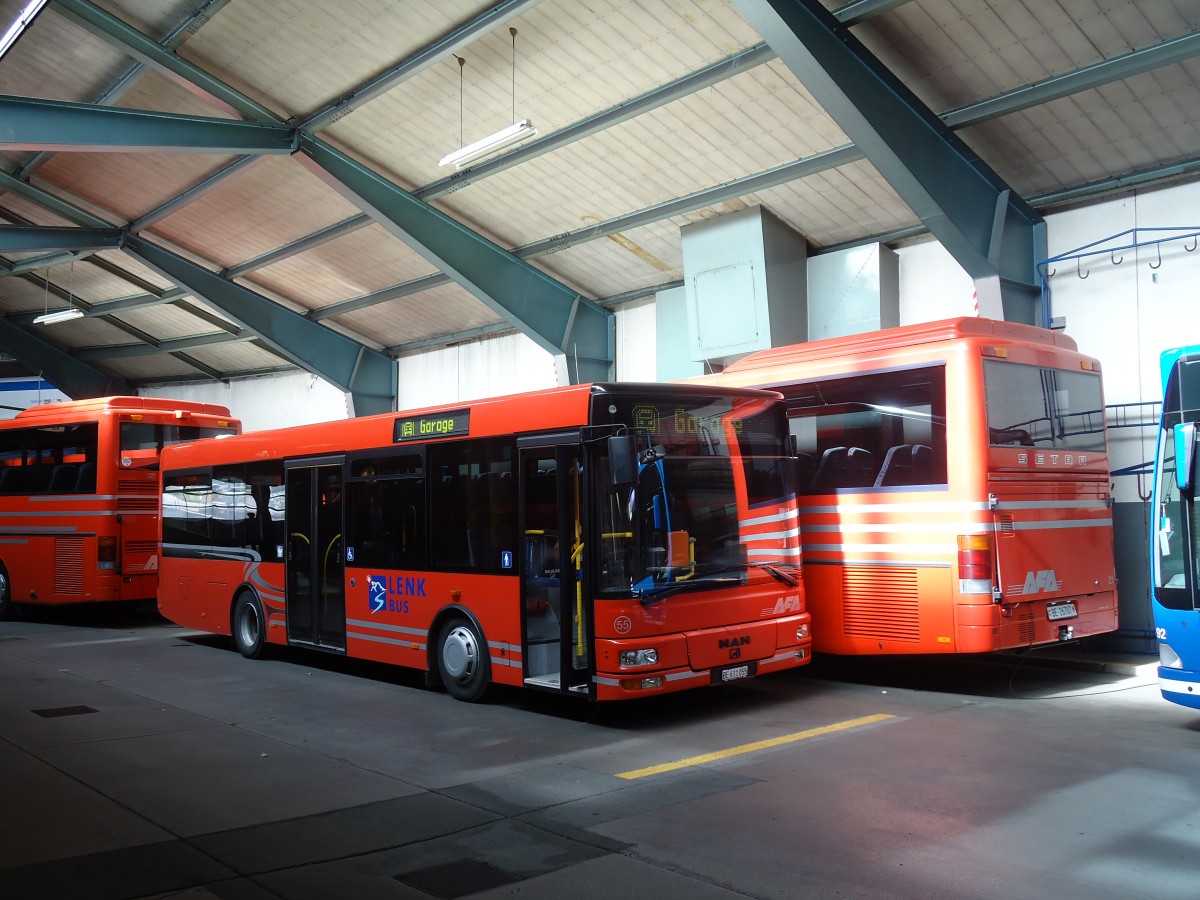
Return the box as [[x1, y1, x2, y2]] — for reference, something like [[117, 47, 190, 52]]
[[617, 713, 896, 780]]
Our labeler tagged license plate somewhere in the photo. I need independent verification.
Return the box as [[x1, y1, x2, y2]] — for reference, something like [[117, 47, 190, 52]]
[[712, 661, 756, 685], [1046, 601, 1077, 621]]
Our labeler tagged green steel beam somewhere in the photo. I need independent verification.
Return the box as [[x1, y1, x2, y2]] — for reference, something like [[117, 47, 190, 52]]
[[122, 234, 396, 415], [0, 316, 130, 398], [735, 0, 1045, 324], [0, 96, 294, 154], [0, 225, 121, 253], [294, 135, 613, 384]]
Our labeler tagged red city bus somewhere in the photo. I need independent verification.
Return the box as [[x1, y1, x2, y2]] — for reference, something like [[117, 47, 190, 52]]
[[703, 317, 1118, 655], [0, 397, 239, 619], [158, 382, 810, 702]]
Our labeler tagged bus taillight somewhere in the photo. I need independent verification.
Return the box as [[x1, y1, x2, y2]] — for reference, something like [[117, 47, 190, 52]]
[[98, 536, 117, 571], [957, 534, 993, 595]]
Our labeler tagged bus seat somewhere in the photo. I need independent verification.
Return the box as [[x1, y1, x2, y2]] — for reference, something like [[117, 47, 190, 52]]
[[74, 462, 96, 493], [0, 466, 29, 493], [810, 446, 848, 491], [911, 444, 933, 483], [874, 444, 913, 487], [846, 447, 875, 487], [49, 464, 78, 492], [24, 466, 53, 493]]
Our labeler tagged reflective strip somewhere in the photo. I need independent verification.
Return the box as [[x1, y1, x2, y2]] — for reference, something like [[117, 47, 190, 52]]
[[491, 655, 521, 668], [594, 675, 620, 686], [0, 511, 114, 519], [804, 500, 990, 514], [802, 521, 984, 534], [665, 669, 710, 683], [804, 541, 956, 554], [347, 631, 426, 650], [740, 507, 800, 527], [1005, 518, 1112, 531], [993, 500, 1111, 511], [1160, 677, 1200, 696], [345, 617, 426, 638], [805, 558, 951, 568], [741, 525, 803, 541], [747, 547, 802, 558]]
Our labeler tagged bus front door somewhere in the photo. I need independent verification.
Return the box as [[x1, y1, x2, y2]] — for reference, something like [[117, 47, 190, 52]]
[[285, 460, 346, 652], [519, 444, 590, 695]]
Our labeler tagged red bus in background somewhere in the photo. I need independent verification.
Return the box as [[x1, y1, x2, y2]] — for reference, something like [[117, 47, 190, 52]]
[[0, 397, 239, 619], [704, 317, 1118, 655], [158, 382, 810, 702]]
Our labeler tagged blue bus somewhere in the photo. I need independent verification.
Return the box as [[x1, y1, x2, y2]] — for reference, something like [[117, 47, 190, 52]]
[[1152, 345, 1200, 708]]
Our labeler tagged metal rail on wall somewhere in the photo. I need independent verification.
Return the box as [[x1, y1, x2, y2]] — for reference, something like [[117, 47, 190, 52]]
[[1037, 227, 1200, 329]]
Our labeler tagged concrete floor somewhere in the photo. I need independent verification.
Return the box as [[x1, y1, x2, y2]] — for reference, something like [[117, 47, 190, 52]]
[[0, 605, 1195, 900]]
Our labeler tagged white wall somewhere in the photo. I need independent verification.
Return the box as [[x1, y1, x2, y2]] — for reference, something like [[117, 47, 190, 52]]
[[141, 372, 349, 432]]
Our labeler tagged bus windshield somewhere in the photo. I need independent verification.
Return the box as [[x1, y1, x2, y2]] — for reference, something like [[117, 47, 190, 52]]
[[593, 393, 794, 598]]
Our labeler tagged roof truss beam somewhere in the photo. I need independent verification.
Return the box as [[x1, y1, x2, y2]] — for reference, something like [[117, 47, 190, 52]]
[[734, 0, 1045, 323], [0, 315, 131, 397], [0, 96, 295, 155], [122, 234, 396, 415], [293, 135, 613, 384]]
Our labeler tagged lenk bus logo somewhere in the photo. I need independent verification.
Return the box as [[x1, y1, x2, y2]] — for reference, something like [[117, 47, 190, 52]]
[[368, 575, 427, 614]]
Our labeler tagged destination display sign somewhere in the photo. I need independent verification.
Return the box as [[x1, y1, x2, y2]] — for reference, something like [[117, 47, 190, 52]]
[[393, 409, 470, 443]]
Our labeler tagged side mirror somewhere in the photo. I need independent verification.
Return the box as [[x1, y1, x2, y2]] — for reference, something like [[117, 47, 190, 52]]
[[608, 435, 637, 487], [1175, 422, 1197, 492]]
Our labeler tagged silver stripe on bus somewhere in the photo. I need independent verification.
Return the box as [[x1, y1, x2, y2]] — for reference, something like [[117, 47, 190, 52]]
[[741, 525, 803, 541], [0, 538, 27, 545], [345, 617, 425, 637], [746, 547, 802, 558], [1005, 518, 1113, 530], [346, 631, 426, 650], [594, 675, 620, 686], [804, 500, 992, 514], [803, 541, 957, 554], [0, 511, 114, 520], [740, 508, 800, 527], [806, 558, 952, 568], [993, 499, 1112, 511], [801, 518, 1111, 534], [666, 669, 710, 683]]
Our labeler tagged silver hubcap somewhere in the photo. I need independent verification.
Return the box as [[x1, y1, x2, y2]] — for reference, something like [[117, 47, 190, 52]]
[[442, 625, 478, 682], [238, 602, 259, 646]]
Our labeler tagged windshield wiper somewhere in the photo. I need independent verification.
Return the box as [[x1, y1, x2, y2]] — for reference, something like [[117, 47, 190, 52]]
[[635, 561, 799, 604]]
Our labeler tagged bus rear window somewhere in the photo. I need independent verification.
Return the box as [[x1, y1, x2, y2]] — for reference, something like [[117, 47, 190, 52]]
[[983, 361, 1105, 453]]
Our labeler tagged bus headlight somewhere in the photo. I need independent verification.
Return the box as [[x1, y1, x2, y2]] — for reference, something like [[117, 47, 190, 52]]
[[620, 648, 659, 668], [1160, 642, 1184, 669]]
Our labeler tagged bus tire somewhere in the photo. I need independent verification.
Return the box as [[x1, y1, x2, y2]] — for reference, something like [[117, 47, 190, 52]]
[[437, 616, 492, 702], [232, 592, 268, 659], [0, 565, 15, 621]]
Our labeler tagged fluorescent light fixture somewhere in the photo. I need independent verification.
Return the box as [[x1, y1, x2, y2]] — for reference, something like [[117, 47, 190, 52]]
[[0, 0, 50, 60], [439, 119, 538, 169], [33, 308, 84, 325]]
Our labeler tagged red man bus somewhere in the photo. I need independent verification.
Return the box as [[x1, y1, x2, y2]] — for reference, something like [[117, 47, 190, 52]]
[[0, 397, 239, 619], [158, 382, 810, 701], [704, 317, 1117, 655]]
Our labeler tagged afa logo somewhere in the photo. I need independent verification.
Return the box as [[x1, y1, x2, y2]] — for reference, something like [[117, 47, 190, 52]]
[[368, 574, 426, 614]]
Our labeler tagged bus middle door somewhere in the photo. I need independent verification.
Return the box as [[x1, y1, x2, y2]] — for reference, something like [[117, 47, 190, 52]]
[[518, 440, 590, 695], [285, 458, 347, 652]]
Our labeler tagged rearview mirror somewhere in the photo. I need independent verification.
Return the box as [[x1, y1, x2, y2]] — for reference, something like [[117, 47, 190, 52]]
[[608, 435, 637, 487], [1175, 422, 1197, 492]]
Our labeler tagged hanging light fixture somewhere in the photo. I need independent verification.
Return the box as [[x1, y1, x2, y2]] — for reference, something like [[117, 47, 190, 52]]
[[439, 27, 537, 169], [33, 261, 83, 325]]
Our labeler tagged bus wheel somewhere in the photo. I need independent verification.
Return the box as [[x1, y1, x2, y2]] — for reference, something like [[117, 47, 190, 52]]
[[437, 617, 492, 702], [232, 592, 267, 659], [0, 566, 17, 621]]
